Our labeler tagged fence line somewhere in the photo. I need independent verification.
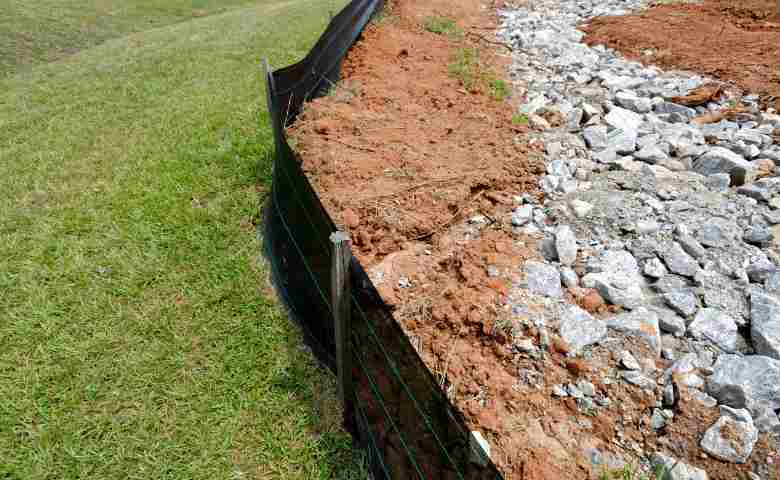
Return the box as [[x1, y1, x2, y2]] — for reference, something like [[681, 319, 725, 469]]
[[261, 1, 503, 477]]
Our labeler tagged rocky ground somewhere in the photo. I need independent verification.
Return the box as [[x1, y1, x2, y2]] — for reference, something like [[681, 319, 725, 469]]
[[290, 0, 780, 476], [492, 0, 780, 477]]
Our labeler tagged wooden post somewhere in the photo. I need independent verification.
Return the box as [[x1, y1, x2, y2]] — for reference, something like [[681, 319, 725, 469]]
[[330, 231, 353, 414]]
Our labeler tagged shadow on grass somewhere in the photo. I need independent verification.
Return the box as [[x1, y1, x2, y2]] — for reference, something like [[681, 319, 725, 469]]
[[253, 146, 367, 479]]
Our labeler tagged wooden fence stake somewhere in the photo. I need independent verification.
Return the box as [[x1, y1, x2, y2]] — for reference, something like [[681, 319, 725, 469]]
[[330, 231, 353, 414]]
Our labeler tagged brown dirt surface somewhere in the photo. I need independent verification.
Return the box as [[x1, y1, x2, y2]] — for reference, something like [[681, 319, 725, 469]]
[[580, 0, 780, 109]]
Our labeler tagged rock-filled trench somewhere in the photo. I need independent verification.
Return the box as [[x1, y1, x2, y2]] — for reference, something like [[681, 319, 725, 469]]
[[489, 0, 780, 477]]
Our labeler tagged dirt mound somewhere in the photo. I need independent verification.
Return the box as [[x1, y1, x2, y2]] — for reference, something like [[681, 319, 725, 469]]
[[580, 0, 780, 109]]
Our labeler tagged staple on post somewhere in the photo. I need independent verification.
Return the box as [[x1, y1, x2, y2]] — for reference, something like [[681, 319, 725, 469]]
[[330, 231, 353, 416]]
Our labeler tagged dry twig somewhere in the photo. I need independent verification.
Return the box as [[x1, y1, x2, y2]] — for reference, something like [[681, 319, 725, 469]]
[[466, 31, 513, 52]]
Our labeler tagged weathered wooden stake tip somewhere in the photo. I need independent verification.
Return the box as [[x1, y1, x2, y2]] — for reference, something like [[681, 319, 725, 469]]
[[330, 231, 352, 411]]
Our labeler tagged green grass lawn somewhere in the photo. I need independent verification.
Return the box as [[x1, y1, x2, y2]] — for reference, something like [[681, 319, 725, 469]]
[[0, 0, 362, 478], [1, 0, 280, 75]]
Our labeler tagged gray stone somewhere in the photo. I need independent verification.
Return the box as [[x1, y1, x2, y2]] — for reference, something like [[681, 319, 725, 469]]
[[700, 406, 758, 464], [704, 173, 732, 192], [651, 453, 708, 480], [581, 102, 601, 121], [736, 129, 765, 146], [697, 224, 729, 248], [547, 159, 571, 177], [577, 380, 596, 397], [638, 133, 662, 149], [688, 308, 739, 352], [764, 209, 780, 225], [660, 159, 686, 171], [582, 250, 645, 309], [664, 353, 697, 379], [620, 370, 656, 390], [588, 275, 645, 310], [540, 237, 557, 262], [554, 226, 578, 267], [655, 101, 696, 121], [753, 405, 780, 435], [765, 271, 780, 296], [512, 205, 534, 227], [607, 128, 637, 154], [692, 147, 755, 186], [677, 235, 706, 260], [743, 225, 773, 247], [763, 147, 780, 165], [738, 142, 762, 159], [695, 269, 748, 323], [651, 408, 669, 430], [644, 257, 667, 279], [560, 267, 579, 288], [583, 125, 608, 150], [615, 91, 652, 113], [663, 382, 676, 407], [662, 123, 705, 151], [761, 112, 780, 127], [619, 350, 641, 370], [605, 106, 644, 133], [569, 199, 594, 218], [525, 261, 562, 298], [566, 383, 584, 399], [662, 290, 699, 317], [680, 373, 705, 389], [676, 144, 706, 159], [654, 275, 691, 294], [737, 184, 772, 202], [559, 305, 607, 354], [750, 291, 780, 359], [707, 354, 780, 414], [594, 148, 619, 164], [649, 306, 686, 336], [540, 175, 560, 193], [692, 390, 718, 408], [607, 307, 661, 356], [634, 144, 668, 164], [637, 220, 660, 235], [746, 257, 778, 283], [661, 242, 700, 278]]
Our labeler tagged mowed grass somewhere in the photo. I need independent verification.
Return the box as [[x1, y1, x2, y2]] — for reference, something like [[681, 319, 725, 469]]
[[0, 0, 363, 479], [1, 0, 276, 75]]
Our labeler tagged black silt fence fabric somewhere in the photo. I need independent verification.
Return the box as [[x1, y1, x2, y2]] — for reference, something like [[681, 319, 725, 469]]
[[262, 1, 503, 477]]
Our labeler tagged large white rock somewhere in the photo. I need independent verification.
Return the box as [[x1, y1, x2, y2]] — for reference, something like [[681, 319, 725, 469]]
[[605, 106, 643, 133], [707, 354, 780, 415], [559, 305, 607, 354], [700, 406, 758, 464], [607, 307, 661, 356], [692, 147, 755, 186], [750, 291, 780, 359], [554, 225, 578, 267], [687, 308, 739, 352]]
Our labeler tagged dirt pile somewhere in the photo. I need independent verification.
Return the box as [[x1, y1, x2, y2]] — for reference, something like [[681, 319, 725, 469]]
[[580, 0, 780, 110]]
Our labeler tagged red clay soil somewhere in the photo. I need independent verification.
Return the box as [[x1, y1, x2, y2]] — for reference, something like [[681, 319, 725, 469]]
[[288, 0, 779, 479], [580, 0, 780, 109]]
